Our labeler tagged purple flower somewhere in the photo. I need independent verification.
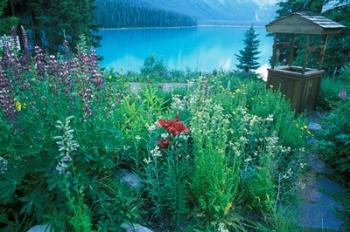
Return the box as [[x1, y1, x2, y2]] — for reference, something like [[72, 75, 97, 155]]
[[48, 55, 58, 75], [79, 52, 90, 75], [59, 61, 72, 93], [88, 47, 103, 88], [34, 45, 46, 75], [0, 68, 16, 122], [88, 47, 97, 69], [2, 41, 15, 69], [81, 87, 93, 119], [339, 89, 347, 100], [56, 153, 72, 175], [91, 69, 103, 89]]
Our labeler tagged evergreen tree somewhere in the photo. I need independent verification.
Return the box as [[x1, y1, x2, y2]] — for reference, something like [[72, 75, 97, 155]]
[[236, 26, 260, 73], [6, 0, 99, 52], [0, 0, 18, 35]]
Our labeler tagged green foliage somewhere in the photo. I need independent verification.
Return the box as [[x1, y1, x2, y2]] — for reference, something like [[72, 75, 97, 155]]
[[141, 54, 169, 78], [236, 26, 260, 73], [319, 68, 350, 109], [276, 0, 324, 16], [318, 99, 350, 177], [9, 0, 99, 52], [0, 0, 18, 35], [190, 88, 237, 219], [0, 42, 308, 231]]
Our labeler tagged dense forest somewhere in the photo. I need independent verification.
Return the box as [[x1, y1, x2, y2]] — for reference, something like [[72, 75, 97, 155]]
[[0, 0, 99, 53], [95, 0, 197, 28]]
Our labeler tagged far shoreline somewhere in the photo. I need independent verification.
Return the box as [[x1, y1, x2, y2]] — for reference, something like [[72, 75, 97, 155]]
[[100, 24, 266, 31]]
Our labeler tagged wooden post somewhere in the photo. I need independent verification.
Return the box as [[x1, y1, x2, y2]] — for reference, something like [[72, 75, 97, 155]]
[[288, 34, 296, 67], [271, 33, 277, 69], [302, 35, 310, 74], [319, 34, 329, 70]]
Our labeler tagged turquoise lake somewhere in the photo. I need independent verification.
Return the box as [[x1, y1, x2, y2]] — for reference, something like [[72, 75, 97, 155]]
[[98, 27, 273, 73]]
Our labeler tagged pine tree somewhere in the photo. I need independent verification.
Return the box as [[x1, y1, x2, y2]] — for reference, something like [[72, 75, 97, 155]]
[[5, 0, 99, 53], [236, 26, 261, 73]]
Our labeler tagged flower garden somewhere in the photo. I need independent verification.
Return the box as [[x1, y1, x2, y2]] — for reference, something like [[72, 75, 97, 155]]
[[0, 33, 349, 231]]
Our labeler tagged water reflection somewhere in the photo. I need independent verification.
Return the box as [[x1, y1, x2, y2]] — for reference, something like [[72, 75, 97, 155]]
[[98, 27, 273, 73]]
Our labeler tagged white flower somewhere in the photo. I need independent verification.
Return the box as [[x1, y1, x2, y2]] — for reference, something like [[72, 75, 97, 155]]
[[148, 122, 159, 132], [266, 114, 274, 122], [161, 133, 168, 139], [135, 135, 142, 140], [218, 223, 229, 232], [179, 133, 189, 141], [150, 146, 162, 158], [0, 156, 8, 174], [143, 157, 152, 164]]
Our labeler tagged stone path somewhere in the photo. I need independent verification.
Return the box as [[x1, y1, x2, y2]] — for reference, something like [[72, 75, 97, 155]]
[[296, 115, 347, 231], [297, 154, 346, 231]]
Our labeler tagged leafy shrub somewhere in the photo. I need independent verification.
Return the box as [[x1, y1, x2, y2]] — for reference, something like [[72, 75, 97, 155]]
[[0, 38, 142, 231], [141, 54, 169, 79], [319, 99, 350, 177], [319, 76, 350, 110]]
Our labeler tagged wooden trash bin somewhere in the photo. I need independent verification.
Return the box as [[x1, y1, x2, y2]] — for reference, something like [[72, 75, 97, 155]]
[[267, 66, 323, 113], [266, 12, 346, 113]]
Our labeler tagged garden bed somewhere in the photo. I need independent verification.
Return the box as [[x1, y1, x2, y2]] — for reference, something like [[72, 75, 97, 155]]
[[0, 42, 309, 232]]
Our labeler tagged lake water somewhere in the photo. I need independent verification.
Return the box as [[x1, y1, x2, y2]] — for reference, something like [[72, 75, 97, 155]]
[[98, 26, 273, 74]]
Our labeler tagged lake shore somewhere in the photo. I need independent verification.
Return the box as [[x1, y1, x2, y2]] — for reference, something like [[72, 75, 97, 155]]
[[100, 24, 266, 31]]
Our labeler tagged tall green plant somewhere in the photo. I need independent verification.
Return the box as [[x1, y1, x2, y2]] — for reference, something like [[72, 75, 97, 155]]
[[190, 80, 239, 220]]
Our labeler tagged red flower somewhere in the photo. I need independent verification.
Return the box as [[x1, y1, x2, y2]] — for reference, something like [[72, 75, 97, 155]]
[[158, 113, 189, 136], [158, 139, 171, 149]]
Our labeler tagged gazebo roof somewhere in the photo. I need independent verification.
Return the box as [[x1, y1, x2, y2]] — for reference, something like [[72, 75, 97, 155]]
[[266, 12, 346, 35]]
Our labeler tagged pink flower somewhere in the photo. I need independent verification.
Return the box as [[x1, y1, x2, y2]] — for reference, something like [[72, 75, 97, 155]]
[[339, 89, 347, 100]]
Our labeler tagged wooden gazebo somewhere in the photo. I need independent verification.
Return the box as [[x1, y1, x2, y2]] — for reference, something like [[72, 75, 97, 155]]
[[265, 12, 346, 113]]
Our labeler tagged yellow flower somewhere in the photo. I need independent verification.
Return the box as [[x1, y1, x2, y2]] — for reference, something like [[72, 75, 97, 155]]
[[224, 202, 232, 215], [235, 88, 241, 93], [15, 101, 22, 111], [15, 101, 26, 111]]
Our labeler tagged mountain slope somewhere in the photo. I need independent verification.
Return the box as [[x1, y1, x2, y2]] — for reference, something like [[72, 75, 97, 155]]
[[95, 0, 197, 28], [141, 0, 277, 25]]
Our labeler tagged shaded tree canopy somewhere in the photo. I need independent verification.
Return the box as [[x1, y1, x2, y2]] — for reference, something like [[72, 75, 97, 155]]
[[0, 0, 18, 35], [1, 0, 99, 53]]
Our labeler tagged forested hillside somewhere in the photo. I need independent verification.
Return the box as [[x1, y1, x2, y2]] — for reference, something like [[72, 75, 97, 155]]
[[95, 0, 197, 28], [138, 0, 277, 25]]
